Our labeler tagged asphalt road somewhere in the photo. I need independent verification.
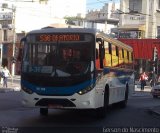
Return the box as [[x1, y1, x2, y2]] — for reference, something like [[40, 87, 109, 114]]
[[0, 91, 160, 133]]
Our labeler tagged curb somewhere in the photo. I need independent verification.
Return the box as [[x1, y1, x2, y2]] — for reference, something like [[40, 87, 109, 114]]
[[0, 87, 20, 93], [131, 92, 151, 97], [148, 107, 160, 116], [0, 88, 14, 93]]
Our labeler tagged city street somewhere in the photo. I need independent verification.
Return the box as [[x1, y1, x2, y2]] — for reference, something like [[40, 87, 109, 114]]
[[0, 1, 160, 133], [0, 84, 160, 133]]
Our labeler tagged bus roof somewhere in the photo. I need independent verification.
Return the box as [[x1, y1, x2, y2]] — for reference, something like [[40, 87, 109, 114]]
[[27, 27, 132, 52], [97, 32, 133, 52], [27, 28, 97, 35]]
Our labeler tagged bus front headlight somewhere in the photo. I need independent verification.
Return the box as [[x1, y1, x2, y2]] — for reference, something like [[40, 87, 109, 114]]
[[78, 86, 94, 95], [21, 86, 33, 94]]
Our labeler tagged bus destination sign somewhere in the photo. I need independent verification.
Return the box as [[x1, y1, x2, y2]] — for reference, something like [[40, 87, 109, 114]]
[[36, 34, 81, 42]]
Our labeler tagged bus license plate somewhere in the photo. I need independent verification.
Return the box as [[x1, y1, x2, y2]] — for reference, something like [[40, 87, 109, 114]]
[[48, 104, 63, 108]]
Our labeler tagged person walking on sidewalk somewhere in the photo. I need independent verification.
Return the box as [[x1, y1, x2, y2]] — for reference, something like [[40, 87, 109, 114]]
[[139, 72, 148, 91], [2, 66, 12, 88], [0, 65, 4, 85]]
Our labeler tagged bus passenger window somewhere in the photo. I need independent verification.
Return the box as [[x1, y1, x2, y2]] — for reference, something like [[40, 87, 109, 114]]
[[127, 51, 129, 60], [104, 41, 111, 67], [124, 49, 128, 63], [112, 45, 116, 56], [109, 43, 112, 54], [122, 49, 124, 58], [129, 52, 133, 63], [118, 48, 124, 67], [116, 46, 119, 57], [104, 41, 109, 54]]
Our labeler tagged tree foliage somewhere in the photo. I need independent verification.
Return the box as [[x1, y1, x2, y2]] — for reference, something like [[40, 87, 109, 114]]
[[64, 16, 84, 25]]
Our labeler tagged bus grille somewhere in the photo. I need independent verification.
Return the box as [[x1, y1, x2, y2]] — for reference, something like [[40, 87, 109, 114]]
[[35, 98, 76, 107]]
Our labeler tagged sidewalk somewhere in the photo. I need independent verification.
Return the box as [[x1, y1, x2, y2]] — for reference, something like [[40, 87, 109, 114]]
[[132, 85, 152, 97], [0, 75, 21, 92]]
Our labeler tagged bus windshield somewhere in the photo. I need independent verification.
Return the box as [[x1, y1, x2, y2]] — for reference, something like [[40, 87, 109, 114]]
[[22, 41, 92, 77]]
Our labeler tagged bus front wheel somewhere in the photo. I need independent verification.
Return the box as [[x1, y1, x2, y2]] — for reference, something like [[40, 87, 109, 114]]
[[40, 108, 48, 116], [96, 88, 109, 118], [119, 87, 129, 108]]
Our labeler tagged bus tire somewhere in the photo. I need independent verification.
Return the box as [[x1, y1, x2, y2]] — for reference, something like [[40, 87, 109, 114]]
[[96, 86, 109, 118], [119, 86, 129, 108], [40, 108, 48, 116]]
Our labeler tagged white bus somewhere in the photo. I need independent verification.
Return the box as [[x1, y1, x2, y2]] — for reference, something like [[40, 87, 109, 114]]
[[20, 28, 134, 118]]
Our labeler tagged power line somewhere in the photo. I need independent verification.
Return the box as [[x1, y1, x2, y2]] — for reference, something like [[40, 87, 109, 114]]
[[96, 0, 108, 4], [4, 0, 35, 2], [87, 1, 108, 5]]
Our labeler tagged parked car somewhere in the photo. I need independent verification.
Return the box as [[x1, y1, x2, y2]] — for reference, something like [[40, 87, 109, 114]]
[[151, 82, 160, 98]]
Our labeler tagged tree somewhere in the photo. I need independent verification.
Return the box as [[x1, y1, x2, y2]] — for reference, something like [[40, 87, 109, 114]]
[[64, 16, 84, 25]]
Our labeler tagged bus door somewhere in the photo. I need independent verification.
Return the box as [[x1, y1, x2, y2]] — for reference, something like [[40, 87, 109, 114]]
[[96, 38, 105, 69]]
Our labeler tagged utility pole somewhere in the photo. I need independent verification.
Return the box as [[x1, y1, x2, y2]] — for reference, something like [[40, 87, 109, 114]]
[[153, 47, 158, 86], [11, 5, 16, 76]]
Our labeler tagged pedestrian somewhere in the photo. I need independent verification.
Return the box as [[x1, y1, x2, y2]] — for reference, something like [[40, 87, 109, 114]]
[[2, 66, 12, 88], [139, 72, 148, 91], [149, 79, 153, 87], [0, 65, 4, 85]]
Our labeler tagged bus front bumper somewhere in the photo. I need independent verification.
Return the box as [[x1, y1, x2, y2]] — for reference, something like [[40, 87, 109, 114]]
[[21, 88, 104, 109]]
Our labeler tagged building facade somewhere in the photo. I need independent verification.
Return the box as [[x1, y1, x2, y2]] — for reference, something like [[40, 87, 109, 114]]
[[85, 2, 120, 34], [0, 0, 86, 75], [116, 0, 160, 76], [118, 0, 160, 39], [0, 4, 15, 70], [0, 0, 86, 33]]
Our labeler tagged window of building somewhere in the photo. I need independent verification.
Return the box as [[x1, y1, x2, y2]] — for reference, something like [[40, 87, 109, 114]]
[[129, 0, 142, 12], [3, 30, 7, 41], [98, 13, 100, 18], [39, 0, 48, 4], [157, 26, 160, 38]]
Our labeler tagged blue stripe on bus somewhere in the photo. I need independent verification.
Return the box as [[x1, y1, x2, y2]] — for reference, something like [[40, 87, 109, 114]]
[[103, 67, 133, 84], [21, 79, 96, 95]]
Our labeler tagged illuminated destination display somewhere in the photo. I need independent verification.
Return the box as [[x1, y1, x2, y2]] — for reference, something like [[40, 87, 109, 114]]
[[36, 34, 81, 42]]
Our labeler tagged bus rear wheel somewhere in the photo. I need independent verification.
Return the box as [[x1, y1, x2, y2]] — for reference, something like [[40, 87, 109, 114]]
[[40, 108, 48, 116]]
